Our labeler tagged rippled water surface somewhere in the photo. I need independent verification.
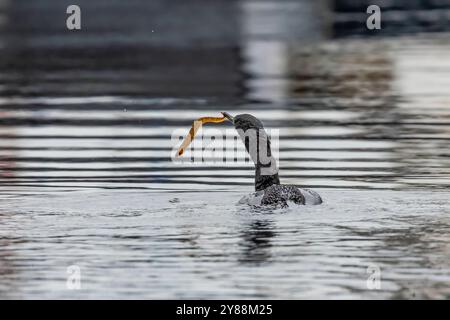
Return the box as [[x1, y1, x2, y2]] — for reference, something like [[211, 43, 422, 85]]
[[1, 190, 450, 299], [1, 1, 450, 299]]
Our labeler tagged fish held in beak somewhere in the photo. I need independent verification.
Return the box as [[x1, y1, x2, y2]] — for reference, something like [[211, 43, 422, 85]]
[[177, 114, 230, 156]]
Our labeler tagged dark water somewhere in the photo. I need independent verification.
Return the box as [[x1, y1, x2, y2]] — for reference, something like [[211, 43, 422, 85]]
[[1, 0, 450, 299]]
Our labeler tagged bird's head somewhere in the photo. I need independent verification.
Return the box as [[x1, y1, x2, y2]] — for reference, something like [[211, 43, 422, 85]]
[[222, 112, 264, 132]]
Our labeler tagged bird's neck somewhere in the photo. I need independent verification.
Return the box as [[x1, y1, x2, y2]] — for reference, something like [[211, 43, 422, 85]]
[[255, 165, 280, 191], [238, 127, 280, 191]]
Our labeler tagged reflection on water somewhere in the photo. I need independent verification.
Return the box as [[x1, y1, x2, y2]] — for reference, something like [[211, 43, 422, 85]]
[[239, 220, 275, 265], [0, 0, 450, 299]]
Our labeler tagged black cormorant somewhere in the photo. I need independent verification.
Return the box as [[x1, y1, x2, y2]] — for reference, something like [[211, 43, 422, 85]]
[[177, 112, 322, 207], [221, 112, 322, 207]]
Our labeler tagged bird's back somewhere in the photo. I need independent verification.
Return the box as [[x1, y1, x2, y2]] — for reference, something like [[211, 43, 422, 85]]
[[238, 185, 322, 207]]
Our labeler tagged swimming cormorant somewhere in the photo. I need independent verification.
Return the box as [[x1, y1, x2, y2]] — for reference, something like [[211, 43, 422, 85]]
[[177, 112, 322, 207], [221, 112, 322, 207]]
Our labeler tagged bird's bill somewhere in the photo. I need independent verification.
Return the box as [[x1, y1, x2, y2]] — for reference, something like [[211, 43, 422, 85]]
[[221, 112, 234, 122]]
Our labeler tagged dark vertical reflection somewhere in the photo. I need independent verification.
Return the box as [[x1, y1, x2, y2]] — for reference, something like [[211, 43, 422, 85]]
[[238, 219, 275, 265]]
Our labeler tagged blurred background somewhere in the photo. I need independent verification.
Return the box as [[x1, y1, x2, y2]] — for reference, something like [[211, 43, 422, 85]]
[[0, 0, 450, 191]]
